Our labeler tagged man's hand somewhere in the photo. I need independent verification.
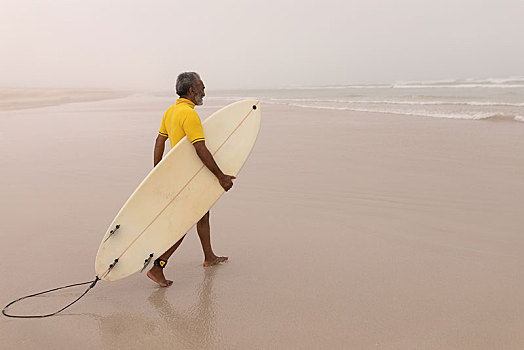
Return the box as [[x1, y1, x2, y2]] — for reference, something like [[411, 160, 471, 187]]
[[219, 175, 236, 192]]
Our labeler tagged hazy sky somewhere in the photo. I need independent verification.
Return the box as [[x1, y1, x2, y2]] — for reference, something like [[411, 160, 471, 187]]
[[1, 0, 523, 89]]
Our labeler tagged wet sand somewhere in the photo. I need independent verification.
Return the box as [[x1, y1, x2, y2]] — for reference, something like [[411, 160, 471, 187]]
[[1, 92, 523, 349], [0, 88, 132, 110]]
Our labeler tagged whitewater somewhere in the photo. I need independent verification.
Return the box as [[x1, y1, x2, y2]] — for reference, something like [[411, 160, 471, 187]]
[[213, 77, 524, 123]]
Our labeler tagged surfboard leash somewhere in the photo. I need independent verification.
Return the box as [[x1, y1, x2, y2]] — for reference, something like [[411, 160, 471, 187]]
[[2, 276, 100, 318]]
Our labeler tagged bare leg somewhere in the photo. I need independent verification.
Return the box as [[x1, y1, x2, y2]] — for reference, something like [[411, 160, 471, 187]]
[[147, 234, 186, 287], [197, 212, 228, 267]]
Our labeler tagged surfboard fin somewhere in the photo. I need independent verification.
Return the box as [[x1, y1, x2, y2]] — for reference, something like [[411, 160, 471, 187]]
[[101, 258, 119, 279], [140, 254, 154, 273], [103, 224, 121, 243]]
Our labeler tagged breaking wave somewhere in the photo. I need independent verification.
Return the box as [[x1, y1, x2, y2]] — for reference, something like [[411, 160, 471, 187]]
[[267, 100, 523, 122], [290, 77, 524, 89], [267, 98, 524, 107]]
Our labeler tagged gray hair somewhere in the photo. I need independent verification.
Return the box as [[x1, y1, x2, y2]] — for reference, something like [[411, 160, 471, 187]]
[[175, 72, 201, 97]]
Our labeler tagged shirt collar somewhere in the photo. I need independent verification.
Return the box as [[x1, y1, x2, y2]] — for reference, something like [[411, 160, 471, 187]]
[[176, 98, 195, 109]]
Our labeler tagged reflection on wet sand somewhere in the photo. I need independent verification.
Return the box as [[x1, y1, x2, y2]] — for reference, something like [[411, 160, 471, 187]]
[[98, 267, 222, 349]]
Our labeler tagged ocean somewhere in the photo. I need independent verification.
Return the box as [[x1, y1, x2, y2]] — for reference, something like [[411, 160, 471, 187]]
[[211, 77, 524, 123]]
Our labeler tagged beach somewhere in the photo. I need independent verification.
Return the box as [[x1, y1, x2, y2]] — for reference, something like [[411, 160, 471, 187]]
[[1, 90, 523, 349], [0, 88, 132, 111]]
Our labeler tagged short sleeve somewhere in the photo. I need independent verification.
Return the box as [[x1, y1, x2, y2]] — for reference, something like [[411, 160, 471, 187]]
[[158, 110, 168, 137], [183, 110, 205, 144]]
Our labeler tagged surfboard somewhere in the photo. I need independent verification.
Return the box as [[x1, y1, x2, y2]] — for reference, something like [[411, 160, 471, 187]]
[[95, 100, 261, 281]]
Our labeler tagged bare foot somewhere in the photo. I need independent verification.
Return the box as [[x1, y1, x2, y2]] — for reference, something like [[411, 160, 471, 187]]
[[147, 266, 173, 287], [203, 256, 228, 267]]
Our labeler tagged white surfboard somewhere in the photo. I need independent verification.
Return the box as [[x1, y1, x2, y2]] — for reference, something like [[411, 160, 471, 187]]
[[95, 100, 261, 281]]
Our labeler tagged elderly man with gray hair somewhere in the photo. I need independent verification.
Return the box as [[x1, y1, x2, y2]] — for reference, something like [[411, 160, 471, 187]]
[[147, 72, 234, 287]]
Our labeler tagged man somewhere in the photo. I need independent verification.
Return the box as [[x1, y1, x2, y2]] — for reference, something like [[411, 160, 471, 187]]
[[147, 72, 234, 287]]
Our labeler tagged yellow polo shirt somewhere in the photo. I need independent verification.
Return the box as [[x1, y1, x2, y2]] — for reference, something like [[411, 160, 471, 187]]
[[158, 98, 205, 148]]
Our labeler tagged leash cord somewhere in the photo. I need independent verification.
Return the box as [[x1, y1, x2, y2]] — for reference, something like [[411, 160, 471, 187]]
[[2, 276, 99, 318]]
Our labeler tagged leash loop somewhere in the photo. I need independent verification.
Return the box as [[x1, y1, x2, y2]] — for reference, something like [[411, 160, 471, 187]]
[[2, 276, 100, 318]]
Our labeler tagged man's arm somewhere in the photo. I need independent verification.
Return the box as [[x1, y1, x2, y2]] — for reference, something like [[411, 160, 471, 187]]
[[154, 134, 168, 167], [193, 140, 235, 191]]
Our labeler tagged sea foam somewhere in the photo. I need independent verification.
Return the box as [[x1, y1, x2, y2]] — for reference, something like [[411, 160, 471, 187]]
[[267, 98, 524, 107], [269, 101, 522, 122]]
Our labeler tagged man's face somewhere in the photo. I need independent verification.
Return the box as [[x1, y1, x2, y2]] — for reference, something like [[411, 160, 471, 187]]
[[193, 80, 206, 106]]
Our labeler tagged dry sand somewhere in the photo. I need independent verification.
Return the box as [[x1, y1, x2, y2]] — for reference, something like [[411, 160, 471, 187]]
[[1, 91, 523, 349]]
